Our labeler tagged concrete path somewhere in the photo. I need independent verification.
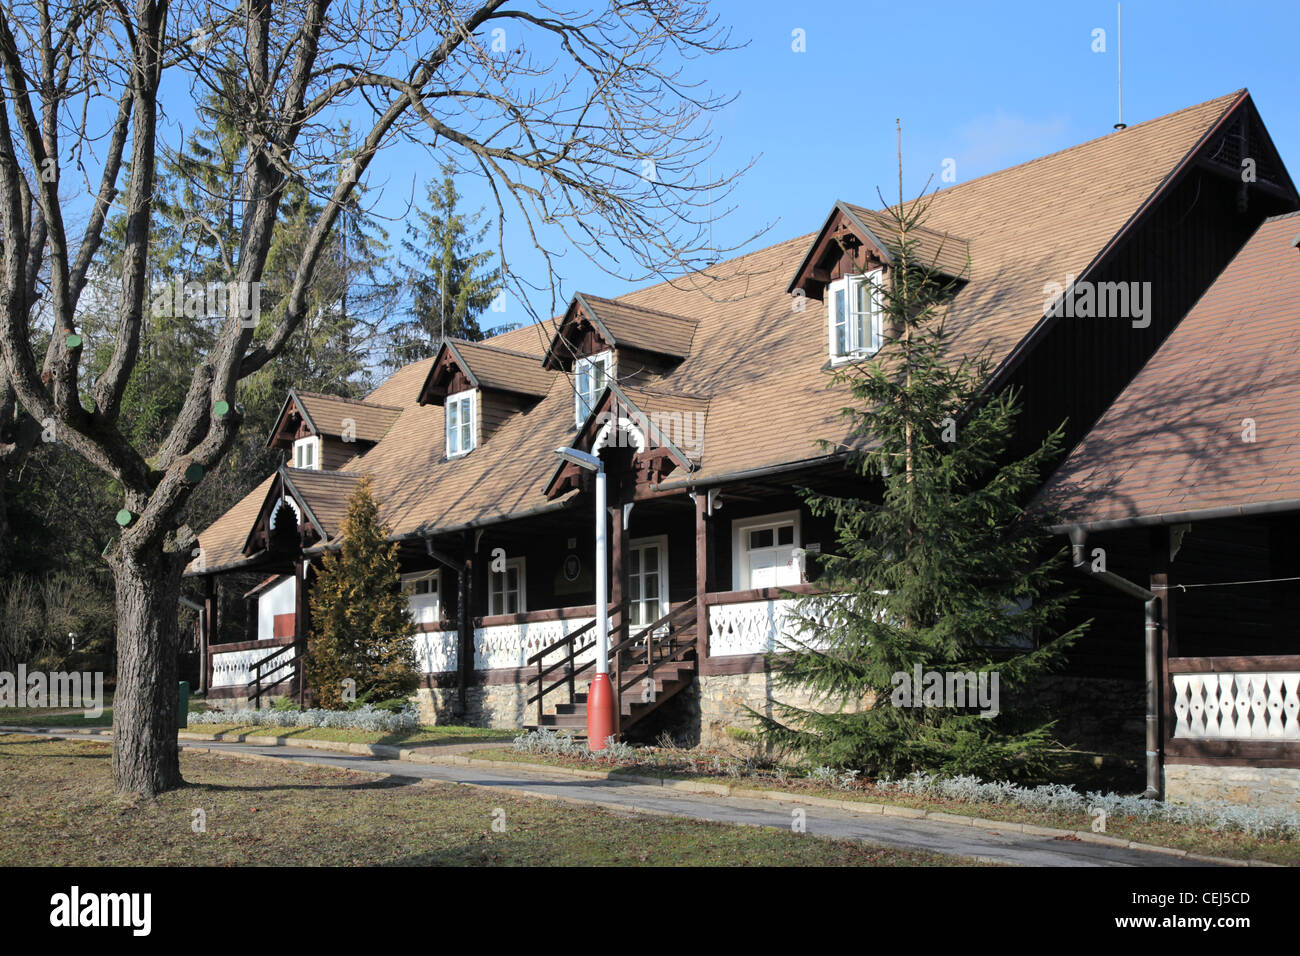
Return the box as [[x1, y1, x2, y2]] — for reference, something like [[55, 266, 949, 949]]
[[1, 727, 1224, 866]]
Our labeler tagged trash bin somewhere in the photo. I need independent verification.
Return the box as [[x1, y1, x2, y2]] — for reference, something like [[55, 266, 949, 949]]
[[178, 681, 190, 728]]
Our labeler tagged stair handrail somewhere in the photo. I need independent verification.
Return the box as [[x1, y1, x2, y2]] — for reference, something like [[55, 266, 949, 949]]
[[525, 609, 623, 727], [250, 642, 298, 709], [612, 597, 699, 701]]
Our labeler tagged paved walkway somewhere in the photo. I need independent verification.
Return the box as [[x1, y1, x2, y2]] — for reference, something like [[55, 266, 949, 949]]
[[2, 727, 1223, 866]]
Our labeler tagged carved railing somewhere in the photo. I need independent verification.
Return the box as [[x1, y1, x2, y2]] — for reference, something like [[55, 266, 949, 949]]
[[1171, 660, 1300, 741]]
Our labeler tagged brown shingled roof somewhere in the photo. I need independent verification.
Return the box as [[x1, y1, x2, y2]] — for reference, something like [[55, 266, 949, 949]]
[[270, 389, 402, 446], [1036, 211, 1300, 530], [441, 339, 553, 398], [575, 294, 698, 358], [193, 90, 1255, 574]]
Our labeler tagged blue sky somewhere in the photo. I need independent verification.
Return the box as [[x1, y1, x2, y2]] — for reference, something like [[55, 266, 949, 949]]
[[132, 1, 1297, 334], [435, 0, 1299, 328]]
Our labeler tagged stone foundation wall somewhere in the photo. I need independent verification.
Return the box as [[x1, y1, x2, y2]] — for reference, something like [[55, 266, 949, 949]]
[[1164, 763, 1300, 811], [1007, 676, 1146, 752], [415, 682, 530, 729]]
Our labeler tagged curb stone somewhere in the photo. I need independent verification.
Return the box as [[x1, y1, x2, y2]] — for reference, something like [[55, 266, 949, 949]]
[[2, 726, 1279, 866]]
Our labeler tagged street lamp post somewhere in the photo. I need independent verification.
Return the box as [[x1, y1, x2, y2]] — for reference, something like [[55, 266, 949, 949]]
[[554, 446, 615, 749]]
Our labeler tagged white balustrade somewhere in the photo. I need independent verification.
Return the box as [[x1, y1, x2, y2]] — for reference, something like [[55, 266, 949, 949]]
[[412, 629, 458, 674], [473, 616, 597, 670], [1172, 671, 1300, 740], [210, 645, 296, 688], [707, 598, 807, 656]]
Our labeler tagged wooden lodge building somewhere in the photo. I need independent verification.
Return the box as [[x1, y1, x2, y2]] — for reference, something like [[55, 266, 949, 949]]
[[189, 90, 1299, 802]]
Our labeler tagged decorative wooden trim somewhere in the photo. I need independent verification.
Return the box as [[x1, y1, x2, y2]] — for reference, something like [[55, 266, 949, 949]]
[[1167, 655, 1300, 673]]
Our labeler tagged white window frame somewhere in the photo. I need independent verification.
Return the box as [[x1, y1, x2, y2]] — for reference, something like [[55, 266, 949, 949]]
[[488, 557, 526, 616], [293, 435, 321, 470], [574, 351, 613, 426], [827, 270, 885, 363], [731, 511, 802, 591], [446, 389, 476, 458], [401, 570, 442, 627]]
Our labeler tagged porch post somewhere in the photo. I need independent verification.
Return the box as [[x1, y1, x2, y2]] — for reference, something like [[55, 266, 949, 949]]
[[458, 532, 474, 717], [610, 500, 627, 621], [295, 558, 309, 708], [200, 576, 215, 695], [696, 490, 711, 660], [1149, 525, 1174, 796]]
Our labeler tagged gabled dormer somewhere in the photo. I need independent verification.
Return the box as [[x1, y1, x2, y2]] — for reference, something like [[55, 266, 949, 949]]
[[416, 339, 552, 458], [267, 389, 401, 470], [544, 294, 698, 422], [788, 200, 970, 364]]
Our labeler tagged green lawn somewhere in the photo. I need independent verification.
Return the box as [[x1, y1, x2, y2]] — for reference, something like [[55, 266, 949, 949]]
[[0, 734, 970, 866], [468, 749, 1300, 866], [0, 706, 114, 727]]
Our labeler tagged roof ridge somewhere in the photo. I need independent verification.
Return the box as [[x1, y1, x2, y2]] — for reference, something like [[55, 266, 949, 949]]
[[910, 89, 1244, 204]]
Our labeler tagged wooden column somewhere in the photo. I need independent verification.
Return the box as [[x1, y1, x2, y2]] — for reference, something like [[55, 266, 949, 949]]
[[696, 491, 711, 661], [200, 576, 215, 695], [610, 500, 628, 621], [295, 558, 309, 708], [458, 532, 474, 717], [1150, 526, 1176, 762]]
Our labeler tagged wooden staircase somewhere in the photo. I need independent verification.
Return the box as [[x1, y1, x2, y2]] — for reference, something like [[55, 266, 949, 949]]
[[524, 598, 698, 738]]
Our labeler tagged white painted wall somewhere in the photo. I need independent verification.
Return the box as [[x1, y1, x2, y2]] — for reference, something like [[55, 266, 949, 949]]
[[256, 575, 297, 642]]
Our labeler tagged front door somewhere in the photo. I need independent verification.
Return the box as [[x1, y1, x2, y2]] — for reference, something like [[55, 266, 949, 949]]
[[628, 536, 669, 631]]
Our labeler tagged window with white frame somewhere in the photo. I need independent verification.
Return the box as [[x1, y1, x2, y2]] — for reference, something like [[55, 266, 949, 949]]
[[293, 436, 320, 470], [401, 571, 441, 626], [827, 270, 884, 361], [574, 352, 611, 425], [733, 511, 801, 590], [488, 558, 525, 616], [446, 389, 476, 458]]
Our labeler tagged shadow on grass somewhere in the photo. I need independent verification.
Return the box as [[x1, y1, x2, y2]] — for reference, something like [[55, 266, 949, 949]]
[[184, 772, 427, 794]]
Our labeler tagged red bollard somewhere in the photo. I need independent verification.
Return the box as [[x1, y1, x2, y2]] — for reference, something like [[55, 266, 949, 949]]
[[587, 672, 616, 750]]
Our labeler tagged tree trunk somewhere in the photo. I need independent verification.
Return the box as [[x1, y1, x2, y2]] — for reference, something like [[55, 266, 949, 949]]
[[110, 547, 185, 797]]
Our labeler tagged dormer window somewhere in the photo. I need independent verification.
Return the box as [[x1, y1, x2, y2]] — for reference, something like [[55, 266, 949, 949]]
[[446, 389, 476, 458], [293, 436, 320, 470], [827, 271, 884, 362], [575, 351, 611, 425]]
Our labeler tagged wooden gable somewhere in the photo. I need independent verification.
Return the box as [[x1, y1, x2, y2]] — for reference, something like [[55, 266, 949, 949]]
[[267, 391, 315, 450], [543, 383, 696, 499], [543, 296, 614, 372], [787, 203, 893, 302], [416, 341, 479, 405], [242, 469, 326, 556]]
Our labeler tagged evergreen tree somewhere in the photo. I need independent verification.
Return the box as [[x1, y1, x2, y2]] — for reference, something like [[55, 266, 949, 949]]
[[305, 477, 417, 709], [387, 163, 500, 365], [756, 184, 1087, 781]]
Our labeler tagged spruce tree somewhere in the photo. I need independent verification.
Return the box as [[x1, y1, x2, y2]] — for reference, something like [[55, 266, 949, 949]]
[[387, 163, 501, 365], [306, 477, 418, 709], [756, 180, 1087, 781]]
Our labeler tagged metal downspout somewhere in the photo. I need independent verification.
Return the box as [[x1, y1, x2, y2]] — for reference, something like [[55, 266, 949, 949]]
[[1069, 528, 1163, 800]]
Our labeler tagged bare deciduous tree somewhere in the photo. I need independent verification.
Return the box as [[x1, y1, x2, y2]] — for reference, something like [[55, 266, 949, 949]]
[[0, 0, 755, 796]]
